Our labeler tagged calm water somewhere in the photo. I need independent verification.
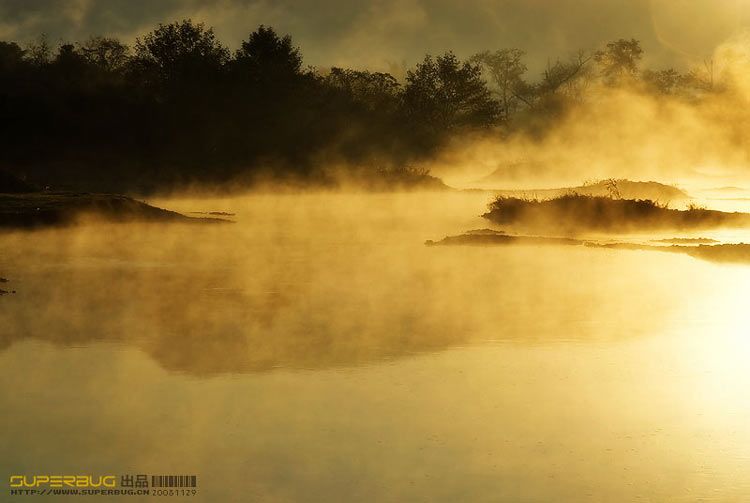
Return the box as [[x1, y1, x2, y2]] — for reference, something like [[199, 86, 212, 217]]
[[2, 192, 750, 502]]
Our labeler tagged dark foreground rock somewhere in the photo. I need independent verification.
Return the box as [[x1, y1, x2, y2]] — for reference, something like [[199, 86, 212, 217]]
[[0, 277, 15, 295]]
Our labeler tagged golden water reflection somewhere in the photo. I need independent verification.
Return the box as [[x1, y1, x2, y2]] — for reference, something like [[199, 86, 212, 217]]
[[2, 192, 750, 501]]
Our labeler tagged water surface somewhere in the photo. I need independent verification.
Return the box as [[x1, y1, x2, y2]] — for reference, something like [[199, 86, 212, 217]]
[[2, 192, 750, 501]]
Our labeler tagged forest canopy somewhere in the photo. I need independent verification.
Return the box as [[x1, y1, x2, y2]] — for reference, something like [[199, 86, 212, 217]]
[[0, 21, 722, 193]]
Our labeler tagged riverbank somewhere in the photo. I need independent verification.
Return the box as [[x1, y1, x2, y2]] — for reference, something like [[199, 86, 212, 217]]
[[0, 192, 226, 229]]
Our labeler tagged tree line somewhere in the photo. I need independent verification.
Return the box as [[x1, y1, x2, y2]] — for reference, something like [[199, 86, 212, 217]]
[[0, 21, 719, 192]]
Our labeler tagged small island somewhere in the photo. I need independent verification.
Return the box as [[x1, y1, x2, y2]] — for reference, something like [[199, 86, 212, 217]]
[[483, 193, 750, 232]]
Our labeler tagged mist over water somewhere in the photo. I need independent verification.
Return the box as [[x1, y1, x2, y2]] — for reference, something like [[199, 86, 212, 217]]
[[2, 191, 750, 501], [426, 34, 750, 191], [6, 3, 750, 500]]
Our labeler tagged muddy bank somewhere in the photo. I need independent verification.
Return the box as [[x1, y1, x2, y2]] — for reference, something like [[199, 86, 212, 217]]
[[592, 242, 750, 264], [0, 192, 228, 229], [428, 229, 750, 265], [651, 237, 719, 244], [425, 229, 581, 247]]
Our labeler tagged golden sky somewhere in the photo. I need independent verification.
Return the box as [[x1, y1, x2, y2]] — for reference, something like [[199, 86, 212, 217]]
[[1, 0, 749, 73]]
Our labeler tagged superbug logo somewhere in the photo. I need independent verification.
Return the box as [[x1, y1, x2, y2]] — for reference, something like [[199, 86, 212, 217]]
[[9, 475, 116, 488]]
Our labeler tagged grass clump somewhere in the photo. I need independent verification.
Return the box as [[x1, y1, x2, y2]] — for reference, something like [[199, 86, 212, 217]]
[[482, 193, 750, 232]]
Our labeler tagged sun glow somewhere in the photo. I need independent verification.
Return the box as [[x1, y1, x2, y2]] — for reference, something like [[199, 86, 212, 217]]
[[649, 0, 750, 59]]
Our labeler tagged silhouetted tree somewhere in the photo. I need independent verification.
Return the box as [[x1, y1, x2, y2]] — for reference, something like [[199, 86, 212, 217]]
[[686, 60, 715, 93], [78, 36, 130, 71], [501, 51, 593, 133], [52, 43, 90, 78], [325, 68, 400, 110], [472, 49, 527, 120], [233, 25, 303, 83], [0, 26, 725, 193], [404, 53, 500, 148], [0, 41, 25, 71], [25, 35, 51, 66], [642, 68, 686, 94], [218, 26, 322, 175], [594, 38, 643, 84], [132, 20, 229, 91], [536, 52, 592, 99]]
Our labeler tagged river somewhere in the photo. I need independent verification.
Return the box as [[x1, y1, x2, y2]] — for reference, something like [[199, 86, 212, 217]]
[[2, 191, 750, 501]]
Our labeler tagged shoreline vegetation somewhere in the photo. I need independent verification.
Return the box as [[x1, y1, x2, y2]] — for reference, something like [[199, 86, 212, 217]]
[[0, 21, 502, 194], [482, 193, 750, 231], [0, 21, 731, 195]]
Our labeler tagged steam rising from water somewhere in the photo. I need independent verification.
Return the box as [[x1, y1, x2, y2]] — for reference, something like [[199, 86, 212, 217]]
[[1, 192, 748, 375], [430, 34, 750, 190], [4, 192, 750, 501]]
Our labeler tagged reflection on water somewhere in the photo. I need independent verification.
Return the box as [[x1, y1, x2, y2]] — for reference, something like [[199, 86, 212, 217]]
[[2, 192, 750, 501]]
